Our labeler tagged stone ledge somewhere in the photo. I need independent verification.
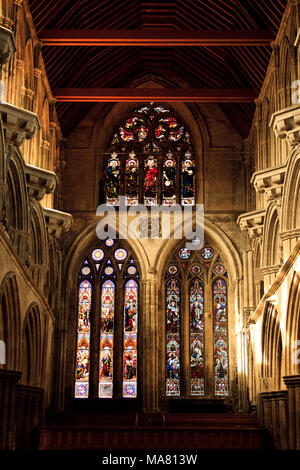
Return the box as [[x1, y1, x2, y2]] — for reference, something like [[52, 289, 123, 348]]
[[251, 164, 286, 202], [25, 164, 57, 201], [0, 102, 40, 147], [43, 207, 73, 238], [237, 209, 266, 239], [270, 104, 300, 146]]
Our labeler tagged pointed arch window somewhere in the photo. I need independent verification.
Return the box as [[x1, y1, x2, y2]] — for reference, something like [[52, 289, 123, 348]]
[[74, 240, 139, 399], [165, 246, 229, 398], [106, 103, 195, 206]]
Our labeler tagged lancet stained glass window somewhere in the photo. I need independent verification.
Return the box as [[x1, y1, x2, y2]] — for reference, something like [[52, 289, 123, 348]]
[[165, 246, 229, 399], [75, 242, 139, 399], [106, 103, 195, 206]]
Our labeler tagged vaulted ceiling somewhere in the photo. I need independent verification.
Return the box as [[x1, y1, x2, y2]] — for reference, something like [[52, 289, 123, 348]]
[[28, 0, 287, 138]]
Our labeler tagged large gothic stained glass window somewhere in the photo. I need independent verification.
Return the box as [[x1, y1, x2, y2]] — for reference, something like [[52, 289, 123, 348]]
[[75, 241, 139, 399], [106, 103, 195, 206], [165, 247, 229, 398]]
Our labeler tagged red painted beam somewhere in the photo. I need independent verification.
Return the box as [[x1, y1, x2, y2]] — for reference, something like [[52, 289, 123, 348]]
[[53, 88, 257, 103], [40, 29, 274, 47]]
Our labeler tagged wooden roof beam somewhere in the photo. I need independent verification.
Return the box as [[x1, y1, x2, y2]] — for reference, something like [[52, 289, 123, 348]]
[[40, 29, 274, 47], [53, 88, 257, 102]]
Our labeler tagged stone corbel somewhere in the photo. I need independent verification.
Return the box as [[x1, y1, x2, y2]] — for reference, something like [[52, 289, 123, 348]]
[[25, 164, 57, 201], [0, 26, 16, 69], [43, 207, 73, 239], [251, 164, 286, 203], [0, 102, 40, 148], [237, 209, 266, 239], [270, 104, 300, 146]]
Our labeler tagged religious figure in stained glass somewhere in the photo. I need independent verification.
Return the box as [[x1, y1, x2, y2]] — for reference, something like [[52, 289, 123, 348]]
[[144, 157, 158, 205], [190, 279, 204, 395], [162, 154, 176, 206], [123, 279, 138, 398], [106, 153, 120, 205], [106, 103, 195, 206], [166, 279, 181, 396], [213, 278, 229, 396], [125, 151, 139, 206]]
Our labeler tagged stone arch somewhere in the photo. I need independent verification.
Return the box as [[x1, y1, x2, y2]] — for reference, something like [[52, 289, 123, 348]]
[[91, 78, 208, 206], [0, 272, 21, 370], [262, 203, 281, 268], [285, 271, 300, 375], [261, 302, 282, 389], [21, 303, 44, 387], [5, 150, 29, 258], [279, 36, 292, 109], [281, 148, 300, 232], [29, 202, 48, 291]]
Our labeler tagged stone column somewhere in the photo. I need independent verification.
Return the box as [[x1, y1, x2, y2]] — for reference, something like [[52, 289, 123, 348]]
[[283, 375, 300, 449], [275, 391, 288, 450], [141, 273, 159, 414]]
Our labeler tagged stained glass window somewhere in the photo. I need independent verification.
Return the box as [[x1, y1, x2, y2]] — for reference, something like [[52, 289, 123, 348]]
[[106, 153, 120, 205], [166, 279, 181, 396], [162, 153, 176, 206], [190, 279, 204, 396], [99, 279, 115, 398], [125, 151, 139, 206], [165, 246, 229, 399], [75, 280, 92, 398], [144, 157, 158, 205], [123, 279, 138, 398], [213, 278, 229, 396], [75, 243, 139, 400], [106, 103, 195, 206], [182, 151, 195, 205]]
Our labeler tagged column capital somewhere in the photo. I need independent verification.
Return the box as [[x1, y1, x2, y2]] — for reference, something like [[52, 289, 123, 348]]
[[283, 374, 300, 387], [270, 105, 300, 146], [237, 209, 265, 239]]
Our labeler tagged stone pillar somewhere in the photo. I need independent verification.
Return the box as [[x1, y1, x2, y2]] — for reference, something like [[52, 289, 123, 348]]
[[275, 391, 288, 450], [0, 369, 21, 450], [141, 273, 159, 414], [283, 375, 300, 449]]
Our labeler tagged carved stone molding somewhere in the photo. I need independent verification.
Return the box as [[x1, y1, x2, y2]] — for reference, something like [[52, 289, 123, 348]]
[[251, 164, 286, 202], [270, 105, 300, 146], [43, 207, 73, 239], [260, 264, 282, 276], [237, 209, 266, 239], [25, 164, 57, 201], [0, 102, 40, 147], [0, 26, 16, 67]]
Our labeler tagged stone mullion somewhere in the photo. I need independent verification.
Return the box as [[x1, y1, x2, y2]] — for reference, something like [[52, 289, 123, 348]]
[[114, 275, 124, 398], [89, 274, 100, 398], [142, 276, 159, 412], [205, 279, 213, 398]]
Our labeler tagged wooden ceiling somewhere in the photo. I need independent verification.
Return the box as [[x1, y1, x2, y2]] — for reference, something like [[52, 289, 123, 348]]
[[28, 0, 287, 138]]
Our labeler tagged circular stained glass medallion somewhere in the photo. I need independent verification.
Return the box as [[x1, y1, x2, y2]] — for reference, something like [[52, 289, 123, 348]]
[[214, 264, 225, 275], [81, 266, 91, 275], [191, 265, 201, 275], [104, 266, 114, 276], [92, 248, 104, 261], [127, 266, 137, 275], [168, 265, 178, 275], [178, 248, 191, 260], [201, 247, 214, 260], [114, 248, 127, 261], [105, 238, 114, 247]]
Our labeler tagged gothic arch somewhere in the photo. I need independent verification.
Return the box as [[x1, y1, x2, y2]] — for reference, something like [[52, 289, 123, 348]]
[[0, 272, 21, 370], [21, 303, 44, 387], [6, 148, 29, 234], [261, 302, 282, 389], [281, 148, 300, 232], [262, 203, 281, 267], [29, 202, 49, 290], [285, 271, 300, 374], [155, 216, 242, 283]]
